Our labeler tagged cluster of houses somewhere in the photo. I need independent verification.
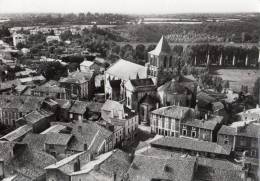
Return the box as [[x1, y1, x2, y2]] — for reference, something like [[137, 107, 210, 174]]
[[0, 36, 259, 181]]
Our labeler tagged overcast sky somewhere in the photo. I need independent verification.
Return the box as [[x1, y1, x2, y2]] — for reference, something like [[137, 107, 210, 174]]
[[0, 0, 259, 14]]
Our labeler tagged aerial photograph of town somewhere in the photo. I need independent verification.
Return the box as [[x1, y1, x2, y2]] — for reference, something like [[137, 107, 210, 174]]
[[0, 0, 259, 180]]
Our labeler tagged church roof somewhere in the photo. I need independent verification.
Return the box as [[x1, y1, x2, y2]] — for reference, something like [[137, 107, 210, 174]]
[[149, 36, 171, 56]]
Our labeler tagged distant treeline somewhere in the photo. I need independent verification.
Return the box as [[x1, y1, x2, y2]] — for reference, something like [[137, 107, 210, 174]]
[[3, 13, 135, 27], [123, 16, 260, 43]]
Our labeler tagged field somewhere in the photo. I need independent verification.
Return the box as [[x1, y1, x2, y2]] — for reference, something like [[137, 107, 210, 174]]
[[210, 68, 260, 93]]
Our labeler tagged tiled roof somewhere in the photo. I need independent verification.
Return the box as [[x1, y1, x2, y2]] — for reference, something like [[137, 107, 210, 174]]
[[33, 85, 66, 93], [127, 154, 196, 181], [22, 133, 47, 151], [218, 123, 260, 138], [80, 60, 94, 67], [45, 151, 85, 170], [105, 59, 147, 81], [23, 109, 53, 124], [69, 100, 88, 114], [4, 144, 56, 180], [149, 36, 171, 55], [40, 124, 67, 134], [151, 105, 192, 120], [0, 125, 32, 142], [55, 99, 71, 109], [151, 136, 231, 155], [158, 76, 196, 94], [183, 119, 218, 130], [45, 133, 72, 146], [0, 95, 45, 113], [102, 100, 124, 113], [59, 71, 94, 84], [69, 122, 112, 152]]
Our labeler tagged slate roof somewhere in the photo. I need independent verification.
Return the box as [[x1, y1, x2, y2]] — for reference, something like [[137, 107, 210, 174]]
[[45, 133, 72, 146], [59, 71, 94, 84], [33, 84, 66, 94], [0, 125, 32, 142], [151, 105, 192, 120], [151, 137, 231, 155], [127, 154, 196, 181], [149, 36, 171, 55], [105, 59, 147, 81]]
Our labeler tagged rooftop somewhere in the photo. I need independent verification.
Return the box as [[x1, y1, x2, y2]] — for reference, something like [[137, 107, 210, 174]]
[[106, 59, 147, 81], [0, 125, 32, 142], [151, 136, 231, 155], [127, 154, 196, 181], [151, 105, 193, 120], [45, 133, 73, 146], [80, 60, 94, 67], [60, 71, 94, 84], [149, 36, 172, 56]]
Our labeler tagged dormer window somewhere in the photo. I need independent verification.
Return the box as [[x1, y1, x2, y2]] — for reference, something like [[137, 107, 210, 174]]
[[224, 135, 229, 144]]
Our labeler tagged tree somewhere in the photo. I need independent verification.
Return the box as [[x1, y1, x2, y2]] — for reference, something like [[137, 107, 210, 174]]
[[60, 30, 73, 41], [38, 62, 67, 80]]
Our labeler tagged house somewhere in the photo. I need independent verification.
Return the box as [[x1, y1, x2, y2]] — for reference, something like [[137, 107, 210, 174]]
[[55, 99, 72, 122], [151, 136, 231, 159], [196, 90, 227, 121], [145, 36, 175, 86], [31, 80, 67, 99], [101, 100, 139, 146], [0, 141, 56, 181], [59, 70, 95, 100], [105, 59, 147, 101], [13, 33, 26, 47], [217, 122, 259, 158], [0, 95, 45, 127], [45, 149, 131, 181], [157, 75, 197, 107], [150, 105, 195, 136], [69, 100, 88, 122], [53, 121, 114, 156], [44, 133, 73, 157], [46, 35, 61, 43], [180, 115, 224, 142], [80, 60, 94, 72]]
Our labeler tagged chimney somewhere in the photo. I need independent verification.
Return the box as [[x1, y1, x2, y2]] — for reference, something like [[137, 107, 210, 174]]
[[0, 159, 4, 179], [113, 172, 117, 181], [110, 109, 114, 118], [205, 113, 208, 120], [156, 103, 159, 109], [256, 104, 259, 109]]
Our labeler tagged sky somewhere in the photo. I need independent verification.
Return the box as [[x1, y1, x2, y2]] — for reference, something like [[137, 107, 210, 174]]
[[0, 0, 259, 14]]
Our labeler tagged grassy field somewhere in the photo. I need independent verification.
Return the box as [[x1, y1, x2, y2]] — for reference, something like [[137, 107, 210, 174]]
[[210, 68, 260, 93]]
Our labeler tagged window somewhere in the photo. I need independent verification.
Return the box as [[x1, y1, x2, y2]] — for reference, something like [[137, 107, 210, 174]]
[[169, 56, 172, 67], [191, 131, 196, 138], [171, 132, 175, 137], [251, 150, 257, 157], [164, 56, 167, 68], [182, 129, 187, 136], [224, 135, 229, 144]]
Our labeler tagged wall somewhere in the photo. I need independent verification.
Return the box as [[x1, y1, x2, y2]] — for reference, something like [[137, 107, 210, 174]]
[[46, 169, 70, 181]]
